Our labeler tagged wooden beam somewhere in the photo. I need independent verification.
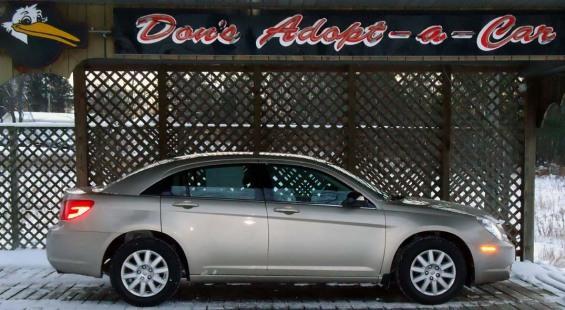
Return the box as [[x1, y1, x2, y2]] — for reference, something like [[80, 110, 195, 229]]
[[252, 67, 263, 153], [439, 66, 452, 201], [523, 77, 540, 261], [0, 54, 13, 85], [8, 128, 19, 249], [73, 64, 89, 187], [345, 66, 357, 171], [157, 68, 168, 159]]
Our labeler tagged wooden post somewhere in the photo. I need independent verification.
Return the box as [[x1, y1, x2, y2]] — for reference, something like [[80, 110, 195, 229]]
[[0, 54, 13, 86], [252, 67, 263, 153], [523, 77, 539, 261], [439, 67, 452, 201], [8, 127, 19, 249], [345, 66, 357, 171], [73, 64, 88, 187], [158, 67, 168, 159]]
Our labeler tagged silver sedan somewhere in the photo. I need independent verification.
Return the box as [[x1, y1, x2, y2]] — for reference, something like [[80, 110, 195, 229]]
[[46, 153, 514, 307]]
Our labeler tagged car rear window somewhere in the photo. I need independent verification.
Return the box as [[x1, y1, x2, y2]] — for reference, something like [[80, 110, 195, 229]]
[[142, 164, 263, 201]]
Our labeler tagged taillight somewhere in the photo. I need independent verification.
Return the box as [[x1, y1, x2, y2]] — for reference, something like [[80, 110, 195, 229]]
[[61, 199, 94, 221]]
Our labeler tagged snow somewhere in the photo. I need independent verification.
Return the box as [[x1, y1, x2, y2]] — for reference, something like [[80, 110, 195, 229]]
[[512, 261, 565, 304], [0, 249, 49, 267], [0, 250, 564, 308], [1, 112, 74, 124], [0, 112, 74, 127], [534, 176, 565, 267], [0, 122, 73, 128]]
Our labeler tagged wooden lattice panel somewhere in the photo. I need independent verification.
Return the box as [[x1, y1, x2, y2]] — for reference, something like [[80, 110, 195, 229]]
[[259, 71, 348, 165], [354, 71, 443, 199], [165, 70, 255, 157], [86, 70, 159, 185], [0, 127, 76, 249], [80, 64, 526, 257], [0, 127, 13, 249], [450, 72, 525, 253]]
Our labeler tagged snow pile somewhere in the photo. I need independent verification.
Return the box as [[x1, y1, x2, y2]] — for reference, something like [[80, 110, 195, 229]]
[[0, 249, 50, 267], [512, 260, 565, 305]]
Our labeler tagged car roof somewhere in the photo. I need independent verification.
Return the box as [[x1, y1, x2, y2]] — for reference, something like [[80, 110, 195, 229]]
[[136, 152, 333, 172], [101, 152, 339, 195]]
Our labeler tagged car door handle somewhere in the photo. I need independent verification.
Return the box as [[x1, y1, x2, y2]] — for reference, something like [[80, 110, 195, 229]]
[[172, 201, 199, 209], [274, 207, 300, 215]]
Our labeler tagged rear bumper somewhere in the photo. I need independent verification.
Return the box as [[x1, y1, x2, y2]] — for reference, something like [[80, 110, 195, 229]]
[[46, 224, 112, 277], [473, 241, 515, 284]]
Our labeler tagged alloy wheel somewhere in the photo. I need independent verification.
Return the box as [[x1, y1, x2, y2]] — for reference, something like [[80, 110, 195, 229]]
[[120, 250, 169, 297], [409, 249, 456, 296]]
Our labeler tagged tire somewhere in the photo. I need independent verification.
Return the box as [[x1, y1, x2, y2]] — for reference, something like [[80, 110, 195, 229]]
[[110, 238, 182, 307], [395, 236, 466, 305]]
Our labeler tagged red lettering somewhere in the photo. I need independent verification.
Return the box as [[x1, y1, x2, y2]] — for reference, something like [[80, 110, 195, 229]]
[[136, 14, 176, 44], [364, 21, 387, 46], [296, 18, 326, 44], [136, 14, 239, 46], [256, 14, 302, 48], [478, 15, 557, 51], [335, 22, 365, 50], [202, 28, 218, 44], [321, 26, 340, 43], [256, 15, 387, 51], [136, 13, 557, 52], [218, 24, 241, 44], [172, 26, 192, 43], [416, 25, 447, 45], [477, 15, 515, 51], [537, 25, 557, 44]]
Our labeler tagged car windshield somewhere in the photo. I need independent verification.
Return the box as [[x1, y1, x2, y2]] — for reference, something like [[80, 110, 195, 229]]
[[328, 163, 390, 200]]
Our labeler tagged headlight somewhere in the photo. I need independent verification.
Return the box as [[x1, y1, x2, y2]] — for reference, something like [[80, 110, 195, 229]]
[[477, 217, 506, 241]]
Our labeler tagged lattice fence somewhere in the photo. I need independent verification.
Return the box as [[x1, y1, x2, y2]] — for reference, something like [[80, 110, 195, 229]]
[[0, 127, 13, 249], [165, 70, 256, 157], [354, 71, 444, 199], [451, 72, 525, 253], [0, 126, 76, 249], [81, 64, 525, 256], [86, 70, 159, 185]]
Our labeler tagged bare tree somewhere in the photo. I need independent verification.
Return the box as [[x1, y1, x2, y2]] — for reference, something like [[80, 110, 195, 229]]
[[0, 73, 73, 122]]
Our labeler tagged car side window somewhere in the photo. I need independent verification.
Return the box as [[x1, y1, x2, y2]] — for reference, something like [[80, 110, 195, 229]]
[[264, 164, 354, 206], [142, 164, 263, 201]]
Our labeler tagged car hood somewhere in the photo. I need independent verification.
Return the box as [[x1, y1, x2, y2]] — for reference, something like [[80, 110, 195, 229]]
[[395, 197, 497, 219]]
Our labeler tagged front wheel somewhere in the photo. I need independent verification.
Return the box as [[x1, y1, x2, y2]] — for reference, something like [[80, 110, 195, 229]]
[[110, 238, 182, 307], [396, 236, 466, 304]]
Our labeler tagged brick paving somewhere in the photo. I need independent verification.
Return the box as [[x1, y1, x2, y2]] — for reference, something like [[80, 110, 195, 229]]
[[0, 266, 562, 309]]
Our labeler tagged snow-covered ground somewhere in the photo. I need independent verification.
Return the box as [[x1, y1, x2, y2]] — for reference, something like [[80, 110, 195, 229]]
[[512, 260, 565, 305], [0, 249, 49, 267], [0, 249, 564, 309], [535, 176, 565, 267]]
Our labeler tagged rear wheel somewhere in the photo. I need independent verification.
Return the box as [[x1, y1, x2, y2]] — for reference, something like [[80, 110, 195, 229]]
[[110, 238, 181, 307], [396, 236, 466, 304]]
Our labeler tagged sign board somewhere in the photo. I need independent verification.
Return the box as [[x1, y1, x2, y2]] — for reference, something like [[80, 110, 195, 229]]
[[0, 2, 87, 69], [114, 9, 563, 56]]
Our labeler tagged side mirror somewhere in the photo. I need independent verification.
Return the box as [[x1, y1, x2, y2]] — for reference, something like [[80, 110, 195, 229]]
[[341, 192, 368, 208]]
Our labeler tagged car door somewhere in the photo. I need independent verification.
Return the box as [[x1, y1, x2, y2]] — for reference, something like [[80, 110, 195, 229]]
[[264, 163, 386, 278], [154, 163, 269, 276]]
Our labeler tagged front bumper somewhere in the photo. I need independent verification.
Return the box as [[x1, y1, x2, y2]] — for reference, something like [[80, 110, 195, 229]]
[[473, 240, 515, 284], [46, 224, 112, 277]]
